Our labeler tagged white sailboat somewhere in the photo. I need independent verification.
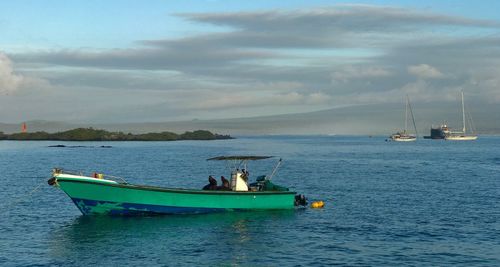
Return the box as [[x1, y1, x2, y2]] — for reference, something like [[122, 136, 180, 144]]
[[390, 95, 417, 142], [445, 91, 478, 141]]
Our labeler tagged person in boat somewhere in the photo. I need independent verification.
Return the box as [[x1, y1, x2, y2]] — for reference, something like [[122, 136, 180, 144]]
[[202, 175, 218, 190], [218, 176, 231, 191]]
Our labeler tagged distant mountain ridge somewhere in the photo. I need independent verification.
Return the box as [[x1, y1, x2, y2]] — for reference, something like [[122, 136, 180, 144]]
[[1, 103, 499, 135]]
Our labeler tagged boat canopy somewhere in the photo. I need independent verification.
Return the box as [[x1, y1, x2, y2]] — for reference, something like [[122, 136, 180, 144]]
[[207, 156, 273, 161]]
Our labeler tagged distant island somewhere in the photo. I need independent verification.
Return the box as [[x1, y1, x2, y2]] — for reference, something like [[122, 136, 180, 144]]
[[0, 128, 232, 141]]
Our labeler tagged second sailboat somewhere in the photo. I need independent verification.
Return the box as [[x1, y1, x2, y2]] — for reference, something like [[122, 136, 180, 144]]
[[390, 95, 418, 142]]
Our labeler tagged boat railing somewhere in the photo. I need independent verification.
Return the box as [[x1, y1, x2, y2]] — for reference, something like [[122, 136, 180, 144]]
[[103, 174, 128, 184], [53, 168, 128, 184]]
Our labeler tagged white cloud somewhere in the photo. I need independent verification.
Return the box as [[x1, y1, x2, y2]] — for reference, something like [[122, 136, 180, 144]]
[[332, 65, 392, 83], [0, 52, 49, 95], [0, 52, 23, 94], [407, 64, 444, 79], [306, 92, 331, 104]]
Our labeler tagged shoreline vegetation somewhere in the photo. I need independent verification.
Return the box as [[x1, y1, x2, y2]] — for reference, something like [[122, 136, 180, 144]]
[[0, 128, 232, 141]]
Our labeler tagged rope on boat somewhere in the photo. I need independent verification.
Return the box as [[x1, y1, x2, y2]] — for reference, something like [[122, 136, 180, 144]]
[[0, 179, 46, 213]]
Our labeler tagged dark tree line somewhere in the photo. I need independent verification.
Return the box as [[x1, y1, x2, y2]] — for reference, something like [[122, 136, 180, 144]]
[[0, 128, 232, 141]]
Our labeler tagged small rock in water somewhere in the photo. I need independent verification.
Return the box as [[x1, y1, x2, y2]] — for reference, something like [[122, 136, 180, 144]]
[[48, 144, 66, 148]]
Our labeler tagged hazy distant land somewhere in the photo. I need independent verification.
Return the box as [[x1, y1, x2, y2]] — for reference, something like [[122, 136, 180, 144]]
[[1, 103, 499, 136]]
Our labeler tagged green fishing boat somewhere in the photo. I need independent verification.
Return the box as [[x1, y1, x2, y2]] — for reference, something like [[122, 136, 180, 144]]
[[48, 156, 307, 215]]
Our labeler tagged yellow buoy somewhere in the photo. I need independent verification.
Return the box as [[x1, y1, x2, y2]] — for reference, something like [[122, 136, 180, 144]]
[[311, 201, 325, 209]]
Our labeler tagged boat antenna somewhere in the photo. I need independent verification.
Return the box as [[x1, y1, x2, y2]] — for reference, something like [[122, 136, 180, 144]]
[[267, 158, 282, 180]]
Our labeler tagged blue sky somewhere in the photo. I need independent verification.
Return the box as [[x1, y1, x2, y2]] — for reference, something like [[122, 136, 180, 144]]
[[1, 1, 500, 132]]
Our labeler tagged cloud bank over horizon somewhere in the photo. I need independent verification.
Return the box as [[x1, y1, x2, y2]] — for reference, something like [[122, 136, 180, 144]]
[[1, 3, 500, 132]]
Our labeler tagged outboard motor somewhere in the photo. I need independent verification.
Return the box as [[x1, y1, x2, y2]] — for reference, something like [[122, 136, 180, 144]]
[[294, 194, 307, 206], [48, 168, 61, 186], [47, 177, 57, 186]]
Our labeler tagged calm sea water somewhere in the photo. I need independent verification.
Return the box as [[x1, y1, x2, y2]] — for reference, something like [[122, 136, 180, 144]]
[[0, 136, 499, 266]]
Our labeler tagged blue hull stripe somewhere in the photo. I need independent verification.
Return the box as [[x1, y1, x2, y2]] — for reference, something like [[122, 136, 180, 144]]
[[71, 198, 227, 215]]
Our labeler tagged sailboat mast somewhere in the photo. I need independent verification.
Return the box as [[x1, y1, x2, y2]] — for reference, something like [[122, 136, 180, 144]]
[[408, 96, 418, 137], [405, 96, 408, 133], [461, 90, 466, 133]]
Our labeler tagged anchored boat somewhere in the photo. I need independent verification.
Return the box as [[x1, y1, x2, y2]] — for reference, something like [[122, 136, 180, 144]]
[[423, 124, 450, 139], [48, 156, 307, 215], [390, 95, 418, 142], [445, 91, 478, 141]]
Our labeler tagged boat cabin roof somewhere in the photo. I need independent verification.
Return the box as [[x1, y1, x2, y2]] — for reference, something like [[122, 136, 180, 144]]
[[207, 156, 273, 161]]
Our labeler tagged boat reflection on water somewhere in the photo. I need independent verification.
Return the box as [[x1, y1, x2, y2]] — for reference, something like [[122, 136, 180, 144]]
[[48, 210, 299, 265]]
